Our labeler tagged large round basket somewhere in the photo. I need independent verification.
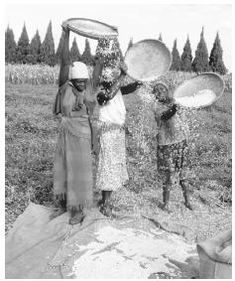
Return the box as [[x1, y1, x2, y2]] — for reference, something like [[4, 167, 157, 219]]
[[173, 72, 225, 108], [64, 18, 118, 40], [124, 39, 172, 82]]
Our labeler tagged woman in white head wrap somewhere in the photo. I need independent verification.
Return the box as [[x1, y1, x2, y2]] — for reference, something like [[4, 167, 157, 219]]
[[52, 24, 101, 224]]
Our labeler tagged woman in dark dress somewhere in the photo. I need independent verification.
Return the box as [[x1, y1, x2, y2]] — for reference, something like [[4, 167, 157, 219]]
[[53, 25, 97, 225]]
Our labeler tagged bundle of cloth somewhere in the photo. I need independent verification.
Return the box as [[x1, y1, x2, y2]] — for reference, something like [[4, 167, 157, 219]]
[[197, 229, 232, 279]]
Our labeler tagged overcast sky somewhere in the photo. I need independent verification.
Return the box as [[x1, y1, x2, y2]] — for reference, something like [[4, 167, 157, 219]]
[[4, 0, 232, 70]]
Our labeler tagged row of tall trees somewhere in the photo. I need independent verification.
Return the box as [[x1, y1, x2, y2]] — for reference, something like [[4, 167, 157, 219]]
[[5, 21, 98, 66], [5, 22, 227, 74], [167, 28, 227, 74], [107, 31, 227, 75], [6, 22, 56, 66]]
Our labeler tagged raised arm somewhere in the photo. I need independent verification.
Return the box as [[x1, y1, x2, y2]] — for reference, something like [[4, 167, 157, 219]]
[[92, 56, 104, 91], [97, 61, 127, 105], [160, 104, 177, 121], [58, 26, 71, 87], [120, 81, 142, 95]]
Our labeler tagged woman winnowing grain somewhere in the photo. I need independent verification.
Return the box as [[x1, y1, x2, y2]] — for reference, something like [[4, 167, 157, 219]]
[[95, 62, 142, 217], [153, 82, 193, 212], [52, 24, 100, 225]]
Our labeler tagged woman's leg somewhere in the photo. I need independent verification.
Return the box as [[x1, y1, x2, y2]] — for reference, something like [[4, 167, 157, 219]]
[[49, 194, 67, 220], [179, 140, 193, 210], [179, 179, 193, 210], [161, 172, 172, 212], [69, 205, 85, 225], [99, 190, 113, 217], [104, 190, 112, 202]]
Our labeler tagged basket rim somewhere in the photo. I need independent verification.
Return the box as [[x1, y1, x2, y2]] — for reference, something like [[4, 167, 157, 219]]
[[124, 38, 172, 82], [173, 71, 225, 108], [64, 17, 118, 40]]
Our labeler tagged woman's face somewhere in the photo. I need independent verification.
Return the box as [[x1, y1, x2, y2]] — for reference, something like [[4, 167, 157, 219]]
[[153, 83, 169, 103], [72, 79, 87, 92]]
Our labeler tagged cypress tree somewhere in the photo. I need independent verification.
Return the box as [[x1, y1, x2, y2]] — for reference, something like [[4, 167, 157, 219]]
[[28, 30, 41, 64], [180, 36, 193, 72], [40, 21, 56, 66], [158, 33, 163, 42], [81, 39, 93, 65], [127, 37, 133, 50], [16, 23, 30, 64], [5, 26, 17, 63], [192, 27, 210, 73], [170, 39, 181, 71], [70, 37, 81, 62], [209, 32, 227, 75], [55, 31, 65, 64]]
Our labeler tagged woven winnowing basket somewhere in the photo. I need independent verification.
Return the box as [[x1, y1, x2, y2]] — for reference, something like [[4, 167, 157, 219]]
[[173, 72, 224, 100], [65, 18, 118, 40], [197, 230, 232, 279], [124, 39, 172, 82]]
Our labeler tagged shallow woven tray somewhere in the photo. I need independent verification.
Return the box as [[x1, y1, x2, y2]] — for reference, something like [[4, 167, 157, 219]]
[[124, 39, 172, 82], [173, 72, 224, 108], [65, 18, 118, 40]]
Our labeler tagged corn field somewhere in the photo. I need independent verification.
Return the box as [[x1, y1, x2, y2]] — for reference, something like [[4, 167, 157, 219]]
[[5, 64, 232, 92], [5, 64, 60, 85]]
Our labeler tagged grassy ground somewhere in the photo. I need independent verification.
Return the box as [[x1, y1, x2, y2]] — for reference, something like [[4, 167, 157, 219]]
[[5, 82, 232, 241]]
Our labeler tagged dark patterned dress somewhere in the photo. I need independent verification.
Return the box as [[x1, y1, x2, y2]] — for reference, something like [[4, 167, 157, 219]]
[[156, 108, 190, 186]]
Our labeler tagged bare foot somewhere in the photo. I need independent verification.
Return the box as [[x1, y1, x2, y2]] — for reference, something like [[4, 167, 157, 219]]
[[185, 202, 193, 211], [69, 211, 85, 225], [160, 203, 172, 213], [100, 204, 113, 218]]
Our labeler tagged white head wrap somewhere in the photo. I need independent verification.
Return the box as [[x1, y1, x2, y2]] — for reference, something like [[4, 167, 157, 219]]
[[69, 61, 89, 80]]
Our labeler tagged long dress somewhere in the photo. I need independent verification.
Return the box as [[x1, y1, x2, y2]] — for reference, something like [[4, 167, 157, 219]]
[[53, 82, 93, 210], [96, 90, 128, 191]]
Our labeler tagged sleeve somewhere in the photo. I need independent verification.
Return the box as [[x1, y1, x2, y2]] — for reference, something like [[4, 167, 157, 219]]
[[92, 56, 104, 91], [120, 82, 141, 95], [154, 107, 162, 128], [161, 104, 177, 121], [61, 87, 75, 117], [58, 30, 71, 87], [53, 88, 62, 115], [84, 81, 97, 117]]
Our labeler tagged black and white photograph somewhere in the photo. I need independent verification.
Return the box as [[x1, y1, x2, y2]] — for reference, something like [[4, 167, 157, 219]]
[[4, 0, 232, 279]]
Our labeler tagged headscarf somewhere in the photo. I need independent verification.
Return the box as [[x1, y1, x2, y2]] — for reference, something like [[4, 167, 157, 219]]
[[69, 61, 89, 80], [53, 61, 95, 115]]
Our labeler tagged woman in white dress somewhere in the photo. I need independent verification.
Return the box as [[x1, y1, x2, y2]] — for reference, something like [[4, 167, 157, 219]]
[[95, 63, 141, 216]]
